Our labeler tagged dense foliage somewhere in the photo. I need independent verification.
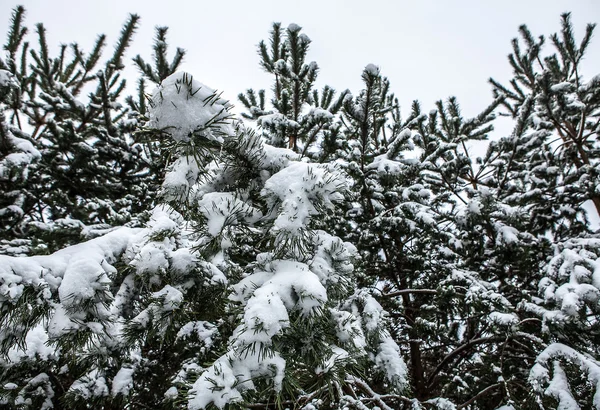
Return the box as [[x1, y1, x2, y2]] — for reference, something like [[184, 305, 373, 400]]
[[1, 6, 599, 410]]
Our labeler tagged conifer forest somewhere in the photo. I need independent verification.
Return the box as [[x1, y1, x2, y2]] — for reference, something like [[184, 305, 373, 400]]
[[1, 5, 600, 410]]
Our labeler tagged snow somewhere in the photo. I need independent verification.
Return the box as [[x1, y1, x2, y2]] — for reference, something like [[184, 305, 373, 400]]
[[375, 337, 408, 386], [495, 223, 519, 245], [233, 259, 328, 333], [69, 369, 109, 399], [0, 69, 18, 88], [331, 309, 366, 347], [531, 343, 600, 408], [262, 162, 344, 237], [364, 63, 380, 76], [550, 82, 573, 93], [425, 398, 457, 410], [176, 321, 217, 347], [0, 227, 140, 303], [151, 285, 184, 311], [258, 112, 300, 130], [488, 311, 518, 326], [149, 72, 233, 143], [162, 155, 201, 200], [111, 367, 134, 397], [7, 324, 53, 362], [164, 386, 178, 399], [287, 23, 301, 32], [197, 192, 262, 237], [362, 294, 385, 332], [316, 346, 349, 374], [239, 284, 290, 343], [545, 361, 580, 409], [131, 241, 169, 276], [189, 351, 286, 409], [261, 144, 300, 170], [307, 107, 334, 121]]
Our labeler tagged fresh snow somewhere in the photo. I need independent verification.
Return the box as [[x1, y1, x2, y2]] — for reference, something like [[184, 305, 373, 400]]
[[149, 72, 232, 142]]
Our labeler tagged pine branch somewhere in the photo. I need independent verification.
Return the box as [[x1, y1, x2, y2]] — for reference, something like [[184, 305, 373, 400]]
[[105, 13, 139, 79]]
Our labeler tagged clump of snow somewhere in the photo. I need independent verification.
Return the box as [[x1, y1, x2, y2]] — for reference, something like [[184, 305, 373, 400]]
[[232, 259, 327, 324], [316, 346, 349, 374], [149, 72, 233, 143], [425, 398, 458, 410], [176, 321, 217, 349], [0, 227, 140, 304], [488, 311, 518, 326], [364, 63, 380, 76], [164, 386, 178, 399], [0, 69, 18, 89], [287, 23, 301, 32], [375, 337, 408, 387], [69, 369, 109, 399], [495, 222, 519, 245], [306, 107, 334, 122], [197, 192, 262, 238], [550, 82, 574, 93], [530, 343, 600, 408], [258, 112, 300, 131], [7, 324, 54, 362], [262, 162, 344, 238], [111, 367, 134, 397], [152, 285, 184, 311], [162, 155, 201, 200], [189, 351, 286, 410], [260, 144, 299, 171]]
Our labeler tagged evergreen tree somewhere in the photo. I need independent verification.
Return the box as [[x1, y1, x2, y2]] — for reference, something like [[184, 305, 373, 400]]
[[1, 6, 600, 410], [238, 23, 348, 157], [128, 25, 186, 186], [489, 12, 600, 227], [0, 72, 407, 409], [0, 7, 175, 255], [331, 65, 538, 407], [484, 14, 600, 409], [0, 68, 41, 254]]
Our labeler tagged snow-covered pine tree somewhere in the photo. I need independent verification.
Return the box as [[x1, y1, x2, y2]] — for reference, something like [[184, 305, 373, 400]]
[[490, 12, 599, 227], [486, 14, 600, 409], [239, 26, 542, 407], [0, 68, 41, 255], [329, 64, 541, 408], [0, 7, 158, 255], [0, 71, 408, 409], [403, 95, 551, 408], [127, 25, 186, 188], [238, 23, 348, 157]]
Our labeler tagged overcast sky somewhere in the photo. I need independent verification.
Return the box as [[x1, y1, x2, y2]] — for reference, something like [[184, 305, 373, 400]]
[[1, 0, 599, 129]]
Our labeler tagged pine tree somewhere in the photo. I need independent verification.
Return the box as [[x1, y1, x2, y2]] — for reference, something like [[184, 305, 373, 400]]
[[0, 71, 408, 409], [2, 6, 600, 409], [485, 14, 600, 409], [0, 68, 41, 254], [128, 25, 186, 187], [0, 7, 162, 255], [238, 23, 348, 157], [490, 13, 599, 226]]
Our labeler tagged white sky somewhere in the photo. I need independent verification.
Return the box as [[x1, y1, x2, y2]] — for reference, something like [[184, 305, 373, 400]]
[[2, 0, 598, 124]]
